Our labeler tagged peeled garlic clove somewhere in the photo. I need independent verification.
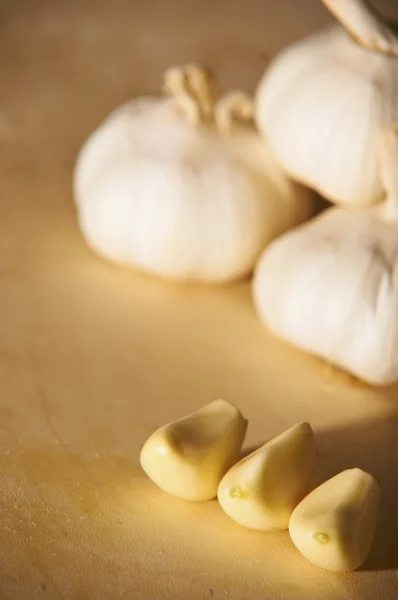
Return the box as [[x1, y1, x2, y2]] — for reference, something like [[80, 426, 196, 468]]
[[289, 469, 380, 572], [253, 126, 398, 386], [74, 64, 311, 284], [140, 399, 247, 501], [217, 422, 316, 531], [255, 0, 398, 207]]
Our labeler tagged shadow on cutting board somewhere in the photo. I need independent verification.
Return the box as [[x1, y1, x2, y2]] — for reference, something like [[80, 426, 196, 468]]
[[315, 412, 398, 571], [241, 399, 398, 571]]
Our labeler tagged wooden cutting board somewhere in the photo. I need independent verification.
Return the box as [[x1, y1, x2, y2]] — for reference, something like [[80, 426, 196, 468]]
[[0, 1, 397, 598]]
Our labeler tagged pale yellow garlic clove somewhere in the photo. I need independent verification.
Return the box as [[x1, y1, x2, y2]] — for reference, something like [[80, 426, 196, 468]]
[[289, 468, 380, 572], [217, 422, 317, 531], [140, 399, 247, 501]]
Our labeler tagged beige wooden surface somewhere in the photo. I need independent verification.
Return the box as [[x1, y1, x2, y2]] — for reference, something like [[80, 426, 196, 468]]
[[1, 0, 398, 598]]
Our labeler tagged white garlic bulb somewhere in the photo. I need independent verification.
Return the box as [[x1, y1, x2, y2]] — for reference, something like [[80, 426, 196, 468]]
[[74, 64, 311, 284], [253, 125, 398, 386], [256, 0, 398, 207]]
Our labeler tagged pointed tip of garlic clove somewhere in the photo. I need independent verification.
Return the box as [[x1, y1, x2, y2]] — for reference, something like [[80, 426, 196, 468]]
[[199, 398, 248, 426], [217, 421, 317, 531], [140, 399, 247, 502], [289, 468, 380, 572], [273, 421, 313, 443], [199, 397, 242, 413]]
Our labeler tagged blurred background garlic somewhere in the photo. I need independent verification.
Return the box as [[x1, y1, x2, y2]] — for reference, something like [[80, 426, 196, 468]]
[[74, 64, 311, 284], [256, 0, 398, 208], [253, 124, 398, 386]]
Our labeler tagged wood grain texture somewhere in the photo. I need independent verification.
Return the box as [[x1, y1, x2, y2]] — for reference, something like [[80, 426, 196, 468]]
[[0, 0, 398, 598]]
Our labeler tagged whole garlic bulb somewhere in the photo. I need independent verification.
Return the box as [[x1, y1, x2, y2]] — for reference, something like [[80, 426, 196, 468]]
[[256, 0, 398, 207], [74, 64, 310, 284], [253, 125, 398, 386]]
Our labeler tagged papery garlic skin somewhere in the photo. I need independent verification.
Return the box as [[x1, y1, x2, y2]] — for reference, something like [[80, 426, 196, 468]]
[[140, 399, 248, 501], [254, 124, 398, 386], [289, 469, 380, 572], [217, 422, 316, 531], [74, 66, 311, 284], [256, 11, 398, 207], [253, 206, 398, 385]]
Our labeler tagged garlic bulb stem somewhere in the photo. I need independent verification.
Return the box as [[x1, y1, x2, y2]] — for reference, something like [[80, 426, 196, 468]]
[[377, 126, 398, 221], [185, 64, 214, 123], [322, 0, 398, 56], [162, 64, 215, 126], [214, 91, 255, 135], [163, 64, 255, 134]]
